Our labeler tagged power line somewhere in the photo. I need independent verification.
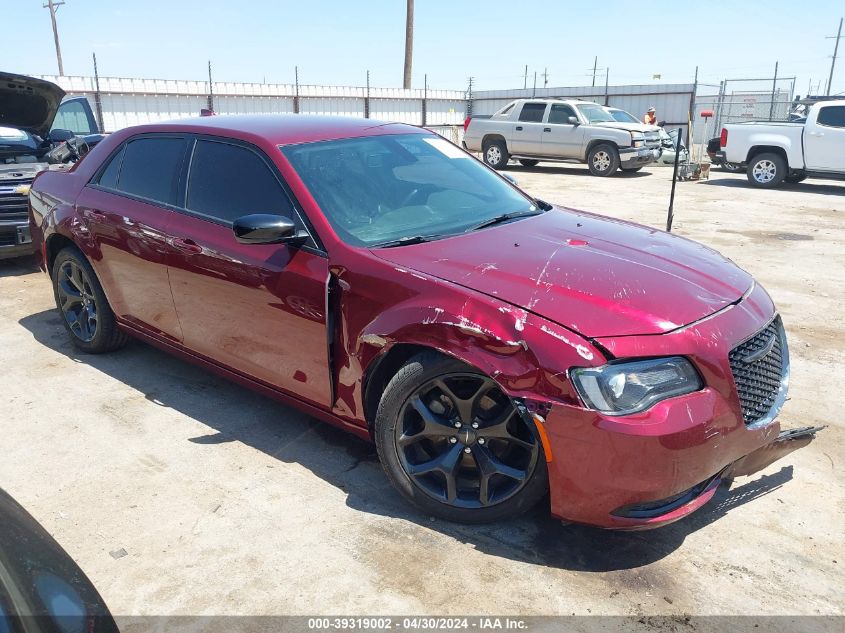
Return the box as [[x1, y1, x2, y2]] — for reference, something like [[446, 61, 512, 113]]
[[43, 0, 65, 76]]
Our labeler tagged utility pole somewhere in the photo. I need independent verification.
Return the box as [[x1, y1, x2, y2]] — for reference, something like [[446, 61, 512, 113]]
[[769, 61, 779, 120], [542, 67, 548, 88], [591, 56, 598, 87], [523, 64, 528, 90], [466, 76, 474, 118], [604, 68, 609, 105], [207, 60, 214, 112], [826, 17, 843, 96], [403, 0, 414, 89], [43, 0, 65, 76], [532, 71, 537, 97]]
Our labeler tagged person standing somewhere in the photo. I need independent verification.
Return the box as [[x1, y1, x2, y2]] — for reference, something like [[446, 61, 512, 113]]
[[643, 106, 657, 125]]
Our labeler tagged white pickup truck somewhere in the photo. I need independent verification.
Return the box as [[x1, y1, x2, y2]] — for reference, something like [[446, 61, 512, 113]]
[[720, 101, 845, 188], [463, 99, 662, 176]]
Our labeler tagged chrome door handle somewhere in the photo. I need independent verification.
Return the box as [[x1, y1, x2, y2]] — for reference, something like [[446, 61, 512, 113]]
[[170, 237, 202, 254], [543, 127, 551, 132]]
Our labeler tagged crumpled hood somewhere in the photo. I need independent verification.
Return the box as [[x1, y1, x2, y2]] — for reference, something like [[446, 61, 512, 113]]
[[372, 208, 753, 338], [0, 72, 65, 138], [595, 121, 659, 134]]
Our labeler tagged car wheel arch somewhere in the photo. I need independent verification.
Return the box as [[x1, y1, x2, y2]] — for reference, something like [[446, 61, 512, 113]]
[[746, 145, 788, 167]]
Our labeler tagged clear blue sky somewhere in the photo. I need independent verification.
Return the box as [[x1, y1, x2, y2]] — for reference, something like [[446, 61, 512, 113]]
[[5, 0, 844, 95]]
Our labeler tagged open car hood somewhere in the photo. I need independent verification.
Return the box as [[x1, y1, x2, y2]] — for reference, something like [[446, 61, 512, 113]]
[[373, 208, 753, 338], [0, 72, 66, 138]]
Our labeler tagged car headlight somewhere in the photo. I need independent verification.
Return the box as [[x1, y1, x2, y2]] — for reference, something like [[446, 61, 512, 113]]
[[570, 357, 703, 415], [630, 131, 645, 148]]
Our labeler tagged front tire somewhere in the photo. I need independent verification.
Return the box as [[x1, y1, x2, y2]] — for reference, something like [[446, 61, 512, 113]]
[[747, 153, 787, 188], [620, 166, 643, 173], [374, 352, 548, 523], [587, 143, 620, 176], [52, 246, 128, 353], [482, 140, 509, 170], [518, 159, 539, 168]]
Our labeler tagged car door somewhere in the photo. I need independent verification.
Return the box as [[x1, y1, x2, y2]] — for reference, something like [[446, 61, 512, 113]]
[[804, 105, 845, 171], [540, 103, 586, 158], [76, 135, 187, 342], [165, 136, 331, 407], [510, 102, 548, 154]]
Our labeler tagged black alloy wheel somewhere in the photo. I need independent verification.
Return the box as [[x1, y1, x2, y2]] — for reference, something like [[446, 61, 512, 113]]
[[375, 352, 548, 522], [52, 246, 128, 353], [56, 259, 98, 342]]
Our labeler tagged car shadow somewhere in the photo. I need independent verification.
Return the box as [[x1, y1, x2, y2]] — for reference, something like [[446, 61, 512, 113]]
[[19, 308, 792, 572], [0, 255, 39, 278], [506, 164, 655, 178], [701, 178, 845, 194]]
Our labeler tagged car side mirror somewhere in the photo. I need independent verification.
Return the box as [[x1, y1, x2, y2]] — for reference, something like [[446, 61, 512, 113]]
[[49, 128, 74, 142], [568, 116, 579, 125], [232, 214, 308, 246]]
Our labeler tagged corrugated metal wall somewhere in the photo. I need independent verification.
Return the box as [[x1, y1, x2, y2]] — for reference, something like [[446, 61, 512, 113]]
[[41, 75, 699, 147], [40, 74, 467, 132]]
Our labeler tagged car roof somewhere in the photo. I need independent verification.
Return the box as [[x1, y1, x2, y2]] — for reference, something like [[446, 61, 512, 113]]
[[120, 114, 425, 146]]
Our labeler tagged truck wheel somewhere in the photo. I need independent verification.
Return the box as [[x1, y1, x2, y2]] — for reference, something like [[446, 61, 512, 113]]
[[620, 167, 643, 173], [518, 159, 539, 168], [483, 140, 509, 170], [747, 153, 786, 188], [587, 144, 620, 176], [52, 246, 129, 354], [374, 351, 548, 523], [785, 173, 807, 184]]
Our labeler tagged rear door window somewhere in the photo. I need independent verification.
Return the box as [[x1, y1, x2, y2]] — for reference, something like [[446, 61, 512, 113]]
[[186, 139, 295, 224], [518, 103, 547, 123], [115, 137, 187, 206], [817, 105, 845, 128]]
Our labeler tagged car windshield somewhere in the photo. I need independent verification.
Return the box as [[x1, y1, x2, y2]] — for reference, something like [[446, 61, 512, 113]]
[[282, 133, 538, 247], [577, 104, 616, 123], [608, 109, 639, 123]]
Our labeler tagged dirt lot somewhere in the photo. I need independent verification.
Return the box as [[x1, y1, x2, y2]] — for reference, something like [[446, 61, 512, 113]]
[[1, 164, 843, 623]]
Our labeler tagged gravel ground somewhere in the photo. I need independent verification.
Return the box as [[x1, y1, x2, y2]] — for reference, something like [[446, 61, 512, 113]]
[[0, 164, 842, 624]]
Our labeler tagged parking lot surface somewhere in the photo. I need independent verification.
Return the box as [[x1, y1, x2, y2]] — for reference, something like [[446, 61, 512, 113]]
[[1, 165, 842, 619]]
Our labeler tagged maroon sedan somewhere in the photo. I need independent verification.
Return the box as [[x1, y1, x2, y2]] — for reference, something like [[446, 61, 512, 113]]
[[29, 115, 810, 528]]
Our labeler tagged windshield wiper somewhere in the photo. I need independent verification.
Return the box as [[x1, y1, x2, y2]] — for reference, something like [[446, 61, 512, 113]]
[[371, 234, 442, 248], [466, 209, 544, 232]]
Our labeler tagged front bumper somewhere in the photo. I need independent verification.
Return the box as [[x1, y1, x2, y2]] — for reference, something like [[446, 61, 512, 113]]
[[541, 283, 796, 529], [0, 220, 34, 260], [619, 146, 661, 168]]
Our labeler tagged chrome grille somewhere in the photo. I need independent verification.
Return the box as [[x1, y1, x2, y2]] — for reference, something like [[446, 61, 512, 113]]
[[728, 316, 788, 425], [0, 177, 32, 220]]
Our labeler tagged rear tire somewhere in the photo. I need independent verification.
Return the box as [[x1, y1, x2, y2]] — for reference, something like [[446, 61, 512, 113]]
[[587, 143, 620, 176], [374, 352, 548, 523], [785, 173, 807, 184], [52, 246, 128, 354], [747, 152, 787, 188], [482, 140, 509, 170], [518, 159, 539, 168], [722, 161, 744, 173]]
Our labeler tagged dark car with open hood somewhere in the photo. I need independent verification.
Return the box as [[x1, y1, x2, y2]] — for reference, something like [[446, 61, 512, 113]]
[[1, 72, 102, 260], [28, 114, 822, 528]]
